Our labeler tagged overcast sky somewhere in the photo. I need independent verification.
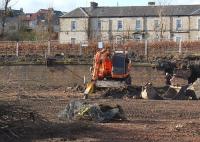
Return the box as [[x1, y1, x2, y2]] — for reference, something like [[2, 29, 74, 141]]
[[11, 0, 200, 13]]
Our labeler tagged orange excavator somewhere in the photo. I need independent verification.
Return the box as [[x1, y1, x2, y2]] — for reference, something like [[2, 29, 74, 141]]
[[84, 48, 131, 99]]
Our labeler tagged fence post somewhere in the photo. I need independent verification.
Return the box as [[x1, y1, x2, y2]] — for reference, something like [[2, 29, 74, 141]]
[[145, 40, 148, 61], [16, 42, 19, 57], [47, 40, 51, 56], [178, 39, 182, 54], [79, 43, 82, 56]]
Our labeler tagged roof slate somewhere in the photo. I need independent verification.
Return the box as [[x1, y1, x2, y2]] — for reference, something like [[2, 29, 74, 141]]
[[61, 5, 200, 18]]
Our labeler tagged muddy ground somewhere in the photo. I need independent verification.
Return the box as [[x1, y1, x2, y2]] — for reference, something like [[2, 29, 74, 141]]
[[1, 85, 200, 142], [0, 65, 197, 142]]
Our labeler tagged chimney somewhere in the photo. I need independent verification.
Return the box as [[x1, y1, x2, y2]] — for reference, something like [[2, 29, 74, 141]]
[[48, 8, 54, 11], [148, 2, 156, 6], [20, 8, 23, 12], [90, 2, 98, 11]]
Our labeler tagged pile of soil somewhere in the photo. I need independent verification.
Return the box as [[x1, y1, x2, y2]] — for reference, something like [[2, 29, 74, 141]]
[[101, 86, 142, 99]]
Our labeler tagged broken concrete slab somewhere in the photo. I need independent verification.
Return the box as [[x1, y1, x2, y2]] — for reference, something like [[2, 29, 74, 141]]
[[188, 78, 200, 99], [58, 100, 125, 122], [163, 86, 180, 99], [173, 85, 192, 100], [141, 83, 163, 100], [163, 85, 197, 100]]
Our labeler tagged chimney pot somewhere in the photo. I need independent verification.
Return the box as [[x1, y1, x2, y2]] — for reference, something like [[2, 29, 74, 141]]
[[148, 2, 156, 6], [90, 2, 98, 10]]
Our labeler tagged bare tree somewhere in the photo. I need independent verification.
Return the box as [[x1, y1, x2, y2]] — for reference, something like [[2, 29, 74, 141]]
[[0, 0, 11, 37], [0, 0, 19, 38], [34, 8, 54, 41], [47, 8, 54, 40], [155, 0, 172, 40]]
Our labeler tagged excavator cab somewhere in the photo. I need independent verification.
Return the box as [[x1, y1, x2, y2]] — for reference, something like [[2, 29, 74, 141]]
[[112, 51, 130, 79]]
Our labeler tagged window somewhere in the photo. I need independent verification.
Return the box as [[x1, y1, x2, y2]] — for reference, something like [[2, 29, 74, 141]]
[[198, 19, 200, 30], [9, 26, 16, 30], [56, 20, 59, 25], [175, 36, 182, 42], [176, 19, 182, 31], [155, 34, 160, 40], [71, 38, 76, 44], [117, 20, 123, 30], [97, 20, 101, 31], [109, 20, 112, 32], [135, 19, 141, 30], [116, 36, 122, 44], [133, 34, 142, 40], [154, 20, 159, 29], [71, 21, 76, 31]]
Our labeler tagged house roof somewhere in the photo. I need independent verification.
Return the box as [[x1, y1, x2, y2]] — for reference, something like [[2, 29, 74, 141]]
[[23, 13, 37, 21], [54, 10, 64, 17], [62, 8, 86, 18], [11, 9, 24, 16], [61, 5, 200, 18], [0, 9, 24, 17], [22, 9, 64, 22], [37, 9, 64, 17]]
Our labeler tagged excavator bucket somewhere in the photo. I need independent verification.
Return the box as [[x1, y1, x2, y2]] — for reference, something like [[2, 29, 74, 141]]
[[83, 81, 95, 99]]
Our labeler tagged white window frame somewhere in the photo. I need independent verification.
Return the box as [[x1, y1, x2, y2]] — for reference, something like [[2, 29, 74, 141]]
[[116, 36, 122, 44], [133, 34, 142, 41], [135, 19, 141, 31], [71, 20, 77, 31], [155, 34, 160, 40], [71, 38, 76, 44], [117, 20, 123, 31], [175, 36, 182, 42], [97, 20, 101, 31], [154, 19, 160, 30], [176, 19, 182, 31]]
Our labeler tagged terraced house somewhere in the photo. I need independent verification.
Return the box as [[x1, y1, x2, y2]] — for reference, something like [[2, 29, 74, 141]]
[[59, 2, 200, 44], [0, 8, 24, 35]]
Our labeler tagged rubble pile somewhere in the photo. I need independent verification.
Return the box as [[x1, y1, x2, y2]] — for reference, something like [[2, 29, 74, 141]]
[[102, 88, 129, 98], [141, 83, 163, 100], [187, 78, 200, 99], [164, 85, 194, 100], [58, 100, 125, 122], [98, 82, 198, 100]]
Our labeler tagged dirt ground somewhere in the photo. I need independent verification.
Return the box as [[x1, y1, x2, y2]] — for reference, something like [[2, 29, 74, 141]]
[[1, 86, 200, 142]]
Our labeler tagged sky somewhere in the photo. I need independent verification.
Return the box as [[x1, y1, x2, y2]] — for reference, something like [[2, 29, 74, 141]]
[[10, 0, 200, 13]]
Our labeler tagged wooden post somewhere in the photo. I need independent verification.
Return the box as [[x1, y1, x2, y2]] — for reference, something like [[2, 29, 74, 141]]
[[145, 40, 148, 61], [178, 39, 182, 54], [79, 43, 82, 56], [47, 41, 51, 56], [84, 75, 86, 85], [16, 42, 19, 57]]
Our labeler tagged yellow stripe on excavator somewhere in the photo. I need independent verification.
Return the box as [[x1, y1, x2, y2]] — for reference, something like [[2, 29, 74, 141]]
[[83, 81, 95, 99]]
